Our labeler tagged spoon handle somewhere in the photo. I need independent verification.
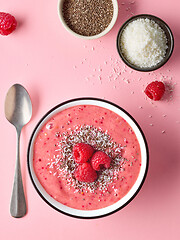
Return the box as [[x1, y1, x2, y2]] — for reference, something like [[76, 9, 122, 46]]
[[10, 129, 26, 218]]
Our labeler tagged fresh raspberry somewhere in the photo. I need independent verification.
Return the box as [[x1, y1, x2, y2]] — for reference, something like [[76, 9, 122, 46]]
[[73, 143, 94, 164], [74, 162, 97, 183], [91, 151, 112, 171], [144, 81, 165, 101], [0, 12, 17, 36]]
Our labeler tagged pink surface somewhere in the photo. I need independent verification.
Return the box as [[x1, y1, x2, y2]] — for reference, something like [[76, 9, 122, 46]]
[[0, 0, 179, 239]]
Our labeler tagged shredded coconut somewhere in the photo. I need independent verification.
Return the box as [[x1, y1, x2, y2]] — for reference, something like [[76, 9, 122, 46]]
[[48, 125, 126, 193], [120, 18, 168, 68]]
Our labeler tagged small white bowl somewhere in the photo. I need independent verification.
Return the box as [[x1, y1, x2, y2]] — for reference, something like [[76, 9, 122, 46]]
[[57, 0, 118, 39], [28, 98, 149, 219]]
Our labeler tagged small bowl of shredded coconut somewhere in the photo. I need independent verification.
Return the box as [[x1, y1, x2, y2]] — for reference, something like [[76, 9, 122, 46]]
[[117, 14, 174, 71]]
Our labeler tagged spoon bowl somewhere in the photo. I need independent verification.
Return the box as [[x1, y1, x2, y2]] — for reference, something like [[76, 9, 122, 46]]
[[5, 84, 32, 128], [5, 83, 32, 218]]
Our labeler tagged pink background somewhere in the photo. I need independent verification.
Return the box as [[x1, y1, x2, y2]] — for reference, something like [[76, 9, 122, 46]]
[[0, 0, 180, 239]]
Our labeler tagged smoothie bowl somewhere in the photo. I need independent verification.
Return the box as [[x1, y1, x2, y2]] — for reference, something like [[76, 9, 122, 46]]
[[27, 98, 148, 218]]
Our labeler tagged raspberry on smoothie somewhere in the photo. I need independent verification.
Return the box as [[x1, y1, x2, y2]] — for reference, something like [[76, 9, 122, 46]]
[[91, 151, 112, 171], [73, 142, 95, 164]]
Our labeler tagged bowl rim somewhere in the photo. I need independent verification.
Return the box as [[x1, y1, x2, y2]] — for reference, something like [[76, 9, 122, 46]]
[[57, 0, 119, 39], [116, 14, 174, 72], [27, 97, 149, 219]]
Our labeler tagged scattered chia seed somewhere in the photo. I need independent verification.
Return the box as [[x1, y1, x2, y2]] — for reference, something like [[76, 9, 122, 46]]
[[62, 0, 114, 36]]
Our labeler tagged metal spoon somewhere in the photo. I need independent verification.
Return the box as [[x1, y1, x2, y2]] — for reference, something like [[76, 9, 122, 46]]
[[5, 84, 32, 218]]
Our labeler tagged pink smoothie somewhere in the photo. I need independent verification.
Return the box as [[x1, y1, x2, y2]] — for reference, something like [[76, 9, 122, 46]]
[[33, 105, 141, 210]]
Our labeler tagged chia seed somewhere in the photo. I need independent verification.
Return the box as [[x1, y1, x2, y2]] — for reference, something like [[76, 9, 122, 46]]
[[62, 0, 114, 36], [48, 125, 126, 193]]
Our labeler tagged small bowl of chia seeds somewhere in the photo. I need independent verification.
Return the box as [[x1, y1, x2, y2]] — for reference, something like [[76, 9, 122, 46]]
[[58, 0, 118, 39]]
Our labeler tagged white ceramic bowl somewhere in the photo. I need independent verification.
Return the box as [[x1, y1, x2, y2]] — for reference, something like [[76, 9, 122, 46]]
[[27, 98, 149, 219], [57, 0, 118, 39]]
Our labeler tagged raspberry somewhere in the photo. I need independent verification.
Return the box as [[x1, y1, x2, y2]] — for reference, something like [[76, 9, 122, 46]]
[[74, 162, 97, 183], [145, 81, 165, 101], [91, 151, 112, 171], [73, 143, 94, 164], [0, 12, 17, 36]]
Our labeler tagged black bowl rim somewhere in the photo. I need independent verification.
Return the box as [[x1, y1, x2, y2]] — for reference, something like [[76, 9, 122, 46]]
[[27, 97, 149, 219], [116, 14, 174, 72]]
